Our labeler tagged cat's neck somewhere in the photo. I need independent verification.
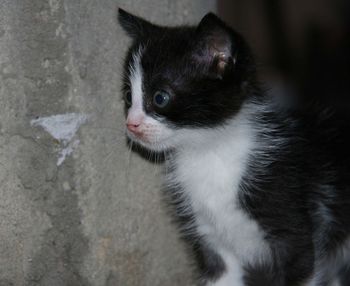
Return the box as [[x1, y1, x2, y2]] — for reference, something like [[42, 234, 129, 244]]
[[177, 100, 259, 150], [164, 100, 261, 175]]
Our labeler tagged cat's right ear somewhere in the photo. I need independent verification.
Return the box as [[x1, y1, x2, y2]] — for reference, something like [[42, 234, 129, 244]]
[[118, 8, 155, 39]]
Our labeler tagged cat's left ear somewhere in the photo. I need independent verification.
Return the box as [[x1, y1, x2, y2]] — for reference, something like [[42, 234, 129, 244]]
[[195, 13, 236, 79], [118, 8, 156, 39]]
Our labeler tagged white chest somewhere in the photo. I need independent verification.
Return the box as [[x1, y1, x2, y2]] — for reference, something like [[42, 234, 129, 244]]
[[170, 125, 270, 265]]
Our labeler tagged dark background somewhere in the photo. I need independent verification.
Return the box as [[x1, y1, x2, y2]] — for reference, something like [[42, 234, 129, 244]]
[[218, 0, 350, 108]]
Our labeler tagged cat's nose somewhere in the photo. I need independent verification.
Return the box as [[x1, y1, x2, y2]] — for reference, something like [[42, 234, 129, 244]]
[[126, 122, 141, 133], [126, 113, 144, 134]]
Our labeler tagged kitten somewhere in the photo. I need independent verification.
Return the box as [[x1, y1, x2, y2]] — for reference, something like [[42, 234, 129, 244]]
[[118, 8, 350, 286]]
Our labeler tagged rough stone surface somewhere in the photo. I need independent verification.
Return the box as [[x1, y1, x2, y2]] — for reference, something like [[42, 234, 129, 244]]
[[0, 1, 216, 285]]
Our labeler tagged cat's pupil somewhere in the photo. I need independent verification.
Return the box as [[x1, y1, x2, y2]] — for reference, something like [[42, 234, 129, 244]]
[[155, 94, 164, 105], [153, 91, 170, 108]]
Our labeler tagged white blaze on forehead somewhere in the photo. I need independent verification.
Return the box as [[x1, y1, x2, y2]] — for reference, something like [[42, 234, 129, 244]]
[[128, 48, 145, 121], [125, 47, 175, 150]]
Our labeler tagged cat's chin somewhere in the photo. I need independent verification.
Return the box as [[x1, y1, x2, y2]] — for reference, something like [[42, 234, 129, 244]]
[[134, 141, 171, 154], [127, 135, 171, 153]]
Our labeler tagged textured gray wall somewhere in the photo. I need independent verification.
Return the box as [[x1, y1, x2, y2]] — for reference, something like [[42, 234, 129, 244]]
[[0, 1, 216, 285]]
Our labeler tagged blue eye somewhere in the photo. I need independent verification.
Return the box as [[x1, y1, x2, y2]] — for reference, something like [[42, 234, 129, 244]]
[[153, 91, 170, 108], [125, 90, 132, 105]]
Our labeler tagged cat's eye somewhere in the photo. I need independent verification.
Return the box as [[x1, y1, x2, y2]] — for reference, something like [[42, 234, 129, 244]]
[[153, 90, 170, 109], [125, 90, 132, 106]]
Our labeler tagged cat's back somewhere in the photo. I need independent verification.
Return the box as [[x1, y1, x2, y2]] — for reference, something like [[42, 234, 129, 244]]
[[241, 99, 350, 270]]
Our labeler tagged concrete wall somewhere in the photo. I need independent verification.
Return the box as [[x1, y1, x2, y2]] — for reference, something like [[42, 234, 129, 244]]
[[0, 1, 216, 285]]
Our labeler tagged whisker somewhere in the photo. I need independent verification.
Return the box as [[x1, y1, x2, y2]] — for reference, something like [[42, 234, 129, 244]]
[[101, 127, 129, 165], [125, 139, 134, 192], [153, 148, 160, 176]]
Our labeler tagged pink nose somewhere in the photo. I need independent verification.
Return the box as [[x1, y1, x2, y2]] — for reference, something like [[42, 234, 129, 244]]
[[127, 122, 141, 133]]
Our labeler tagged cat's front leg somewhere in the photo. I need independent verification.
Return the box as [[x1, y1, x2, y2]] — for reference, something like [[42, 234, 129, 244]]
[[201, 250, 245, 286], [204, 251, 285, 286], [338, 265, 350, 286], [205, 267, 244, 286]]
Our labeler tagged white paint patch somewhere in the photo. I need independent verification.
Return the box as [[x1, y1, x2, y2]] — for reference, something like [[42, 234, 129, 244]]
[[31, 113, 88, 166], [56, 138, 80, 166]]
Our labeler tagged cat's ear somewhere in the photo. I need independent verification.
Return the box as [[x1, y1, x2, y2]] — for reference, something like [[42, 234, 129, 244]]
[[195, 13, 236, 79], [118, 8, 155, 39]]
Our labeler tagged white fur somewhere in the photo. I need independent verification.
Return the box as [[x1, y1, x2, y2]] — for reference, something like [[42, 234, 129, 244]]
[[128, 48, 144, 117], [166, 107, 271, 285]]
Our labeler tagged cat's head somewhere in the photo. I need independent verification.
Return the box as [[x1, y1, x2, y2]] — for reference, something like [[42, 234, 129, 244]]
[[118, 8, 256, 152]]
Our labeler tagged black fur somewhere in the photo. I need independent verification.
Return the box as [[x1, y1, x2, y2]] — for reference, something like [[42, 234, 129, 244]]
[[119, 8, 255, 128], [237, 97, 350, 285], [340, 266, 350, 285], [118, 9, 350, 285]]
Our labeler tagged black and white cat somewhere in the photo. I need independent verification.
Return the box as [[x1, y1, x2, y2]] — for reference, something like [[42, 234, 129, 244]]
[[118, 8, 350, 286]]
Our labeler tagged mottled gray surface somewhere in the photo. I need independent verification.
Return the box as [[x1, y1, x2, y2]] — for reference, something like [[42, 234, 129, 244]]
[[0, 1, 216, 285]]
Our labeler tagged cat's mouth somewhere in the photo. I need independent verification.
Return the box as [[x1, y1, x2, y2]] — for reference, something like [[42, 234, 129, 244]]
[[126, 129, 169, 152], [126, 129, 151, 144]]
